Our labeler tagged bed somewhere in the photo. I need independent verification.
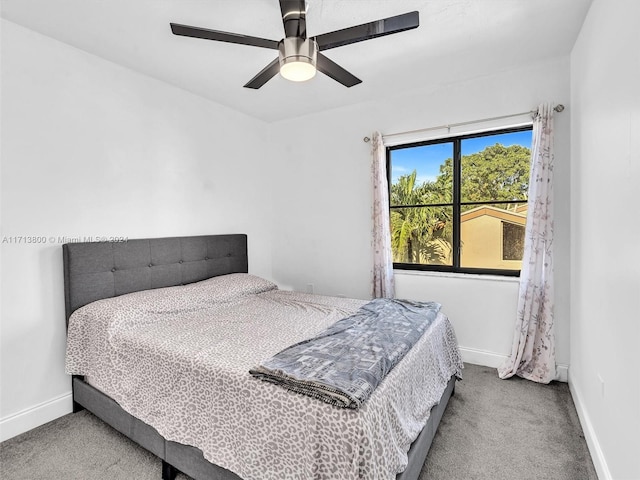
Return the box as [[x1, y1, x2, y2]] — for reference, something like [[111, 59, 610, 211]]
[[63, 234, 462, 480]]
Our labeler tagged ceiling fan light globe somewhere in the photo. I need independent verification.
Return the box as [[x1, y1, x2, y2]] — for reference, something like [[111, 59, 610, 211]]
[[280, 60, 316, 82], [278, 37, 318, 82]]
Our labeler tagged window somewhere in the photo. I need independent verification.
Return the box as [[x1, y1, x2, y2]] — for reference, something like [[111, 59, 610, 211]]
[[502, 222, 526, 261], [387, 126, 532, 276]]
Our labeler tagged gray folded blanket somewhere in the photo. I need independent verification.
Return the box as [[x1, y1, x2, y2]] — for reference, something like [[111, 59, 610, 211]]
[[249, 298, 441, 409]]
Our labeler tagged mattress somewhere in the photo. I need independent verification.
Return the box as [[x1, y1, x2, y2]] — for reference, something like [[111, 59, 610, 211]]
[[65, 273, 463, 480]]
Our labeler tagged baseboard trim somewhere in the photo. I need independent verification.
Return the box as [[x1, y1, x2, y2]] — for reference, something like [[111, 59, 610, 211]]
[[569, 380, 610, 480], [458, 346, 568, 382], [459, 346, 507, 368], [0, 392, 72, 442], [556, 364, 569, 382]]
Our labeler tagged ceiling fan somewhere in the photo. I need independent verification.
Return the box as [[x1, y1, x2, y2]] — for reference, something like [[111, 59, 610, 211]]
[[170, 0, 419, 89]]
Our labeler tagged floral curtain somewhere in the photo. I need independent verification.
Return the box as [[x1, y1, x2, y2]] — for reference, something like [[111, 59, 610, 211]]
[[498, 104, 556, 383], [371, 131, 395, 299]]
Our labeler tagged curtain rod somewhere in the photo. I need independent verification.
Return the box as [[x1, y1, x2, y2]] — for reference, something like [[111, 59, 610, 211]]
[[363, 104, 565, 143]]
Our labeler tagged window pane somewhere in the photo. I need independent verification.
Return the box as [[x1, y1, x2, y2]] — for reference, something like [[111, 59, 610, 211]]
[[389, 142, 454, 207], [460, 202, 527, 270], [390, 206, 453, 266], [503, 222, 525, 260], [460, 130, 532, 203]]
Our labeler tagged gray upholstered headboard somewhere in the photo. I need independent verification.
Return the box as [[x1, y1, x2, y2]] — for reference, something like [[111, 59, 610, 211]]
[[63, 234, 248, 323]]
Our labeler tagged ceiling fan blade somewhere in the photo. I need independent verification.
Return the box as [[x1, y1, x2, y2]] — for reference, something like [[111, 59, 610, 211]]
[[316, 53, 361, 88], [315, 11, 419, 51], [170, 23, 279, 50], [279, 0, 307, 38], [243, 58, 281, 89]]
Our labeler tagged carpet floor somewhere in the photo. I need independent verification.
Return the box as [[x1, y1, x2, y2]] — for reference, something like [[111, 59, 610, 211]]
[[0, 363, 597, 480]]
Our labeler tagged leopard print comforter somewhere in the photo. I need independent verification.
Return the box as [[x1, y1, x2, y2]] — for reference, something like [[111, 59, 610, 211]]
[[65, 273, 463, 480]]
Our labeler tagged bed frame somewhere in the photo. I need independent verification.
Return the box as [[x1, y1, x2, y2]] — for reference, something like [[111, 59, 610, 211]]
[[63, 234, 455, 480]]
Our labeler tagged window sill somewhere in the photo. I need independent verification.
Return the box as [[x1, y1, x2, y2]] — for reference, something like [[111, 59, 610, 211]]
[[393, 269, 521, 284]]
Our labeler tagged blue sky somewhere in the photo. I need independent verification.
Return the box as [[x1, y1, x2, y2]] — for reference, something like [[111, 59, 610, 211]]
[[390, 130, 532, 185]]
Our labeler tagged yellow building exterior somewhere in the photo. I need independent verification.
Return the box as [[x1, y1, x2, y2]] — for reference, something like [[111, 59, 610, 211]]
[[460, 205, 527, 270]]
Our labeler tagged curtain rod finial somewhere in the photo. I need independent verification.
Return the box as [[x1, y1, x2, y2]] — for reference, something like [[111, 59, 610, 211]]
[[363, 136, 371, 143], [554, 104, 565, 112]]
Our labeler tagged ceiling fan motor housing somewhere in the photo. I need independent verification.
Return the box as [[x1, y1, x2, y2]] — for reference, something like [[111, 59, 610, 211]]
[[278, 37, 318, 81]]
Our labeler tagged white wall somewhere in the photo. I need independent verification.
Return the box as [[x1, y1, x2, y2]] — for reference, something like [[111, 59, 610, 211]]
[[268, 57, 572, 374], [569, 1, 640, 478], [0, 20, 273, 440]]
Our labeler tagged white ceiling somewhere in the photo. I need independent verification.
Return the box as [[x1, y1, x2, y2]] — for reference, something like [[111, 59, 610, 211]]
[[1, 0, 592, 122]]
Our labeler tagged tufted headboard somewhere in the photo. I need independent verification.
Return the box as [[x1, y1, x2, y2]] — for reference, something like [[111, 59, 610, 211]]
[[63, 234, 248, 324]]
